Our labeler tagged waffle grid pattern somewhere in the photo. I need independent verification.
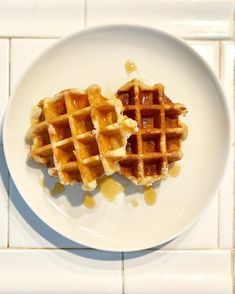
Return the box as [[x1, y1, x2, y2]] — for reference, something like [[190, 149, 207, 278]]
[[116, 79, 187, 185], [30, 87, 131, 190]]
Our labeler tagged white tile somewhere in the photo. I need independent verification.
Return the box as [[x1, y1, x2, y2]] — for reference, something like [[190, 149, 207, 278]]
[[124, 250, 232, 294], [219, 41, 234, 248], [161, 195, 218, 249], [0, 147, 8, 247], [9, 178, 85, 248], [0, 0, 84, 37], [0, 249, 122, 294], [11, 38, 57, 89], [0, 39, 9, 144], [87, 0, 234, 39], [188, 41, 219, 77]]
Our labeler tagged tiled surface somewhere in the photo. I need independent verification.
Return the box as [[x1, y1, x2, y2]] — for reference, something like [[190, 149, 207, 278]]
[[219, 41, 234, 248], [0, 249, 122, 294], [0, 147, 8, 247], [124, 250, 232, 294], [0, 0, 84, 37], [0, 39, 9, 143], [86, 0, 234, 39], [0, 2, 234, 293]]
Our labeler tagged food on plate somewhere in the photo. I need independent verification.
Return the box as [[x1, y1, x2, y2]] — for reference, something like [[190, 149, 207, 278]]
[[28, 79, 188, 192], [116, 79, 188, 186], [28, 85, 137, 191]]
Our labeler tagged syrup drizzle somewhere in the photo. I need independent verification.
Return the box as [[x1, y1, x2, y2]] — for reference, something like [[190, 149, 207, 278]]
[[125, 60, 137, 74], [144, 186, 157, 206], [83, 192, 96, 209], [99, 177, 124, 202], [131, 199, 139, 207], [169, 164, 180, 177], [50, 182, 65, 196]]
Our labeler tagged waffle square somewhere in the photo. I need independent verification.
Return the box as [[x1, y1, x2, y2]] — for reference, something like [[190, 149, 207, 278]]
[[116, 79, 188, 185], [29, 85, 137, 191]]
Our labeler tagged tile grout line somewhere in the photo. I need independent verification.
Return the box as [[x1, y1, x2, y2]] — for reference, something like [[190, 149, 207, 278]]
[[0, 247, 232, 251], [0, 247, 233, 251], [217, 40, 222, 248], [0, 36, 233, 41], [0, 36, 60, 39], [232, 38, 235, 250], [217, 191, 221, 248], [122, 252, 125, 294], [231, 17, 235, 291], [232, 42, 235, 294], [231, 249, 234, 294], [7, 38, 11, 248]]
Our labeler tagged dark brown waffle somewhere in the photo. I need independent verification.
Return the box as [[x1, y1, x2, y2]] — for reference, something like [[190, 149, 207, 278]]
[[116, 79, 187, 185]]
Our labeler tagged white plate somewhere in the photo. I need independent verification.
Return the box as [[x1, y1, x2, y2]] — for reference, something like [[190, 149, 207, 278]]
[[3, 25, 230, 251]]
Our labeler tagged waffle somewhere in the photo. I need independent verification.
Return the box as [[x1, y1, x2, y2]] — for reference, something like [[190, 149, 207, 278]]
[[116, 79, 188, 186], [28, 86, 137, 191]]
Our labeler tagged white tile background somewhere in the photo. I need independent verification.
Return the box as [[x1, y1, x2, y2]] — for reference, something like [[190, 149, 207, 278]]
[[124, 250, 232, 294], [0, 1, 234, 293]]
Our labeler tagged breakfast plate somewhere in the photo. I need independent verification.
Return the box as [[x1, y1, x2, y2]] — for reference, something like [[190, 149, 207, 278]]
[[3, 25, 230, 251]]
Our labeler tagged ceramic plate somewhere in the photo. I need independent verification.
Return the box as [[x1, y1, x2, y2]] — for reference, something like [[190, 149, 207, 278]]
[[3, 25, 230, 251]]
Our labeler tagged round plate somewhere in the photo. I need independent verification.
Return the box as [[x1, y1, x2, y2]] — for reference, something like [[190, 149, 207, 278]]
[[3, 25, 230, 251]]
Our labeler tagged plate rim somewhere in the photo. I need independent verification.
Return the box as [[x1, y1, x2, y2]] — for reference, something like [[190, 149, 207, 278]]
[[3, 24, 232, 251]]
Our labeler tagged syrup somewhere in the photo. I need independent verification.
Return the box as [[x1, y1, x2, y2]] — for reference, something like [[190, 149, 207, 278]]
[[131, 199, 139, 207], [125, 60, 137, 74], [50, 182, 65, 196], [144, 186, 157, 206], [181, 123, 188, 141], [39, 176, 45, 188], [83, 192, 96, 209], [169, 164, 180, 177], [38, 176, 50, 194], [99, 177, 124, 202]]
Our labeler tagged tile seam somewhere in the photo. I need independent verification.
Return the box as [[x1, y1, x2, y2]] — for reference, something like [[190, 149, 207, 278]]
[[232, 39, 235, 250], [7, 38, 11, 248], [0, 247, 231, 251], [0, 36, 61, 39], [217, 40, 222, 248], [217, 191, 221, 248], [231, 249, 234, 294], [122, 252, 125, 294], [0, 37, 233, 41]]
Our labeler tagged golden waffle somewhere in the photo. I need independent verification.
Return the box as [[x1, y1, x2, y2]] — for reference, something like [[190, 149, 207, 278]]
[[28, 86, 137, 191], [116, 79, 188, 186]]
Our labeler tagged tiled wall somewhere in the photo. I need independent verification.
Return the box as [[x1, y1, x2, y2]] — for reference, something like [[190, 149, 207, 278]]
[[0, 1, 234, 293]]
